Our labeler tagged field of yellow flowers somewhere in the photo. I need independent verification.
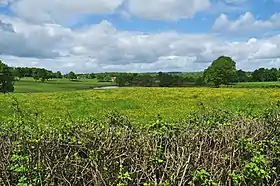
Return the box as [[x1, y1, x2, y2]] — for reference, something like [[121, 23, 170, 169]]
[[0, 87, 279, 123], [2, 87, 280, 185]]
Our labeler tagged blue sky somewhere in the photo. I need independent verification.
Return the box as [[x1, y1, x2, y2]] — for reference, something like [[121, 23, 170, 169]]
[[0, 0, 280, 73]]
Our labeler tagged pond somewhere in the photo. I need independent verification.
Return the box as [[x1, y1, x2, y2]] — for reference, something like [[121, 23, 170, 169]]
[[93, 86, 120, 90]]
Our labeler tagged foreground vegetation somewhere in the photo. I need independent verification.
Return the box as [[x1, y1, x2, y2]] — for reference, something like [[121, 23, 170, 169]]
[[1, 101, 280, 185]]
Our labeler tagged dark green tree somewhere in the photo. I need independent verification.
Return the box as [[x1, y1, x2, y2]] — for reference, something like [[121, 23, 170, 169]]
[[89, 73, 96, 79], [68, 71, 77, 81], [0, 60, 15, 93], [13, 67, 25, 80], [158, 72, 173, 87], [32, 68, 48, 82], [115, 74, 128, 87], [55, 71, 63, 79], [203, 56, 237, 87], [252, 68, 267, 82], [235, 69, 249, 82]]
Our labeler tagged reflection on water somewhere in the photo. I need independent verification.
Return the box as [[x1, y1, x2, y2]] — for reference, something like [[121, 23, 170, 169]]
[[93, 86, 120, 90]]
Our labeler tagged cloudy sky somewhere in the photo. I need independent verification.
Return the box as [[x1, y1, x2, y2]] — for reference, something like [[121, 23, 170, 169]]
[[0, 0, 280, 73]]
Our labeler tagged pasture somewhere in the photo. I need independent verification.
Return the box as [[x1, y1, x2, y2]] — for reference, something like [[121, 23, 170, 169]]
[[2, 84, 280, 185], [13, 78, 115, 93], [231, 81, 280, 88], [1, 87, 279, 124]]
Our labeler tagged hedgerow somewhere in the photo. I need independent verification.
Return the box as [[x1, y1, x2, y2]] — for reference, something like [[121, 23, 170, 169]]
[[1, 105, 280, 185]]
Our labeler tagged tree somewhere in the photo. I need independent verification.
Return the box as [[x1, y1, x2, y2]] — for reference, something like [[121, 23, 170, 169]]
[[55, 71, 63, 79], [203, 56, 236, 87], [115, 74, 128, 87], [68, 71, 77, 80], [158, 72, 173, 87], [0, 60, 15, 93], [32, 68, 48, 82], [96, 74, 111, 82], [13, 67, 24, 80], [235, 69, 249, 82], [89, 73, 96, 79]]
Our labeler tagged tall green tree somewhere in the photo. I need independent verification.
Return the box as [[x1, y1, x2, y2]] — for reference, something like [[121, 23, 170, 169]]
[[55, 71, 63, 79], [89, 73, 96, 79], [0, 60, 15, 93], [203, 56, 236, 87], [68, 71, 77, 80], [235, 69, 249, 82]]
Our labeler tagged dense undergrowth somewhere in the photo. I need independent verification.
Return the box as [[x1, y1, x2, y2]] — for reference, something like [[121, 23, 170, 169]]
[[1, 103, 280, 185]]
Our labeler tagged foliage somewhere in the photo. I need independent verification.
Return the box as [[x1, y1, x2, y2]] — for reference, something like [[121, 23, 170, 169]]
[[235, 69, 250, 82], [55, 71, 63, 79], [203, 56, 237, 87], [67, 71, 77, 80], [114, 72, 202, 87], [96, 73, 112, 82], [1, 102, 280, 185], [252, 68, 279, 82], [0, 60, 15, 93]]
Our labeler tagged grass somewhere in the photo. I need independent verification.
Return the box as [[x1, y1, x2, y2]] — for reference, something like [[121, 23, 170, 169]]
[[2, 83, 280, 184], [2, 88, 280, 185], [13, 78, 115, 93], [1, 87, 280, 124], [229, 81, 280, 88]]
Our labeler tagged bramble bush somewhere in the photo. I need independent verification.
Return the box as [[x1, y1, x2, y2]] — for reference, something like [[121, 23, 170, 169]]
[[1, 102, 280, 185]]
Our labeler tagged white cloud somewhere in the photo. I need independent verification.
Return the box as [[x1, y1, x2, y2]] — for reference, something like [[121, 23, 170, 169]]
[[222, 0, 247, 4], [3, 0, 212, 23], [0, 0, 10, 6], [1, 15, 280, 73], [9, 0, 124, 24], [127, 0, 211, 20], [213, 12, 280, 33], [0, 15, 72, 58]]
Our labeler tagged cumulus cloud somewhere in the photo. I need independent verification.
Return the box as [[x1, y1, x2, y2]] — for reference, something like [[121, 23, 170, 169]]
[[222, 0, 247, 4], [126, 0, 211, 20], [1, 0, 214, 23], [0, 16, 70, 58], [0, 20, 14, 32], [213, 12, 280, 33], [9, 0, 124, 24], [1, 15, 280, 73], [0, 0, 8, 6]]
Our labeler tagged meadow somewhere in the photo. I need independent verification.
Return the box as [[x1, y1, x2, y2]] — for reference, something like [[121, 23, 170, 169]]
[[1, 87, 280, 124], [2, 81, 280, 185], [230, 81, 280, 88], [13, 78, 115, 93]]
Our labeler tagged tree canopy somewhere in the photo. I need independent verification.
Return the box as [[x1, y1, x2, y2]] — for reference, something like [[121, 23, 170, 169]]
[[203, 56, 237, 87], [0, 60, 15, 93], [68, 71, 77, 80]]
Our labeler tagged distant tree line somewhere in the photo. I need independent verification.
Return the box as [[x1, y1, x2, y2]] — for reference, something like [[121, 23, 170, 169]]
[[2, 56, 280, 93], [114, 72, 204, 87], [11, 67, 63, 82]]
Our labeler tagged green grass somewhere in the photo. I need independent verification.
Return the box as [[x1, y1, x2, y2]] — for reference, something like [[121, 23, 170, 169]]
[[13, 78, 115, 93], [1, 87, 280, 124], [2, 84, 280, 184], [230, 81, 280, 88]]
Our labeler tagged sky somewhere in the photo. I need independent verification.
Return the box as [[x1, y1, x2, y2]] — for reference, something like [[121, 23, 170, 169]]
[[1, 0, 280, 73]]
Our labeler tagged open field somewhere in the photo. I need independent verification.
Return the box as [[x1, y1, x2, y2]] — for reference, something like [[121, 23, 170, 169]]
[[1, 87, 280, 185], [229, 81, 280, 88], [13, 78, 115, 93], [1, 87, 280, 123], [2, 87, 280, 185]]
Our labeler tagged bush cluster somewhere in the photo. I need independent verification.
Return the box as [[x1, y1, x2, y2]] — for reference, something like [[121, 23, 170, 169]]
[[1, 106, 280, 185]]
